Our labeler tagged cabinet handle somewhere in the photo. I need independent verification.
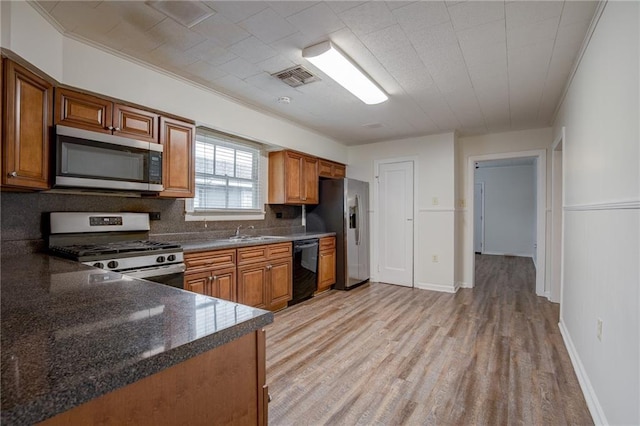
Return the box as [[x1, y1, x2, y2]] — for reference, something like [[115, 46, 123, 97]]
[[114, 127, 121, 131], [107, 126, 114, 131], [9, 171, 17, 177], [208, 276, 213, 282], [212, 275, 217, 281], [266, 265, 272, 270]]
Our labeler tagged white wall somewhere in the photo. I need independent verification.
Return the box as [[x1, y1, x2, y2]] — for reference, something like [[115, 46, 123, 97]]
[[553, 2, 639, 425], [457, 128, 552, 288], [475, 164, 536, 258], [0, 1, 347, 163], [347, 132, 458, 292]]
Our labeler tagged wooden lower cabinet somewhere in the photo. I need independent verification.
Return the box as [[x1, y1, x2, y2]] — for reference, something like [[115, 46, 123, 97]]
[[184, 268, 236, 301], [183, 249, 236, 302], [184, 243, 292, 311], [237, 242, 293, 311], [41, 330, 268, 426], [237, 263, 269, 309], [317, 236, 336, 293]]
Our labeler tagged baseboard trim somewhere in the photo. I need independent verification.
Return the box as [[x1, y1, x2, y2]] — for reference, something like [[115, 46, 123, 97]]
[[558, 320, 606, 425], [482, 251, 534, 258], [415, 282, 458, 293], [457, 281, 471, 289]]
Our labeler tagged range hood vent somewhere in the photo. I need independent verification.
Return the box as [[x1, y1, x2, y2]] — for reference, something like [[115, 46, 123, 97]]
[[272, 65, 320, 88]]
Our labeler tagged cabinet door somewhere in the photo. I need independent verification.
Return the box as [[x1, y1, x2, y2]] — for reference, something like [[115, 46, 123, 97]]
[[2, 60, 53, 189], [54, 88, 112, 134], [268, 258, 292, 310], [318, 249, 336, 292], [159, 117, 195, 198], [184, 271, 211, 295], [302, 156, 318, 203], [237, 263, 268, 309], [113, 104, 159, 143], [212, 268, 236, 302], [333, 163, 346, 178], [318, 160, 333, 178], [284, 151, 303, 204]]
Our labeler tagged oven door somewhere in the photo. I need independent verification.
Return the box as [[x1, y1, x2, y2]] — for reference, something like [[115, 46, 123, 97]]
[[124, 264, 185, 289]]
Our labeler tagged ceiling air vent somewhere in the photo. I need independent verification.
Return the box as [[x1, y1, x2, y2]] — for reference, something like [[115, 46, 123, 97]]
[[272, 66, 320, 88]]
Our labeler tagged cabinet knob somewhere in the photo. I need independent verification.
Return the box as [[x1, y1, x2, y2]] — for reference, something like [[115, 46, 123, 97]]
[[266, 265, 272, 270], [208, 276, 213, 282], [212, 275, 217, 281], [107, 126, 114, 131], [9, 171, 17, 177], [114, 127, 121, 131]]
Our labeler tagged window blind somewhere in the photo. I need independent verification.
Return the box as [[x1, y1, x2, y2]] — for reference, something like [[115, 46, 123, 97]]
[[187, 128, 263, 213]]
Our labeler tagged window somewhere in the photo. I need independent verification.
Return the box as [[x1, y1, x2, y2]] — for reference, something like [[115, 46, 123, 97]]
[[185, 128, 265, 220]]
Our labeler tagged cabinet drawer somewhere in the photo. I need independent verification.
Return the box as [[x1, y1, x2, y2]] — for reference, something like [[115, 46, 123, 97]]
[[319, 237, 335, 250], [267, 242, 292, 260], [184, 249, 236, 272], [237, 245, 269, 265]]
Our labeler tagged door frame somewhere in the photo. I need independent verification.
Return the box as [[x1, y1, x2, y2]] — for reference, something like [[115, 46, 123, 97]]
[[373, 156, 417, 286], [473, 181, 485, 254], [466, 149, 547, 296], [551, 128, 565, 306]]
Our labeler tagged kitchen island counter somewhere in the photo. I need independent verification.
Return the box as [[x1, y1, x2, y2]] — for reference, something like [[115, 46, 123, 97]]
[[0, 253, 273, 425]]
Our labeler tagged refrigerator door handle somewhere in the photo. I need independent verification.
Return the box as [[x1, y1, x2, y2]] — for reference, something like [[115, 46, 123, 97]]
[[355, 194, 360, 246]]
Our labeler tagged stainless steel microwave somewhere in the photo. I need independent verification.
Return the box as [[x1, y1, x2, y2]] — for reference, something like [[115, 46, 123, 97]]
[[54, 125, 163, 192]]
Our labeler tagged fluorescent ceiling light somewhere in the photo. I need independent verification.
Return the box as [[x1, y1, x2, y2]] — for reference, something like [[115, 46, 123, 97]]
[[302, 41, 388, 105]]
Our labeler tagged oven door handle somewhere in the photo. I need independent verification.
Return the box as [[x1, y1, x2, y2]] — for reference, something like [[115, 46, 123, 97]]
[[124, 263, 186, 279]]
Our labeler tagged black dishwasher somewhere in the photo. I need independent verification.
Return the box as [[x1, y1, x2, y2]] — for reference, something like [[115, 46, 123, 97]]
[[289, 239, 319, 306]]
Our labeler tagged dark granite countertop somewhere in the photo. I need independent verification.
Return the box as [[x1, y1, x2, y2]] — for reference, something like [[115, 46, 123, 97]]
[[178, 232, 336, 253], [0, 253, 273, 425]]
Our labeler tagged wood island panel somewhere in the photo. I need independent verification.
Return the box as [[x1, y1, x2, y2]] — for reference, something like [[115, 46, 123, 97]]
[[40, 330, 267, 426]]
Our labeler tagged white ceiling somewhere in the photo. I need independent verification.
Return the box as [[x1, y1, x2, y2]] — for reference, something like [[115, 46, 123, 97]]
[[32, 1, 598, 146]]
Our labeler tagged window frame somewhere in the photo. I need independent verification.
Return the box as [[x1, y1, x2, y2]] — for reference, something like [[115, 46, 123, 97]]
[[185, 128, 266, 222]]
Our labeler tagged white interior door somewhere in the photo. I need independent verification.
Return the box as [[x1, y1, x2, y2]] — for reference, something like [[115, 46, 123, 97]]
[[377, 161, 414, 287], [474, 182, 485, 253]]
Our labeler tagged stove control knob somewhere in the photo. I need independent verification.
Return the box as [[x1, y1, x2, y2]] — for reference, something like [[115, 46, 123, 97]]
[[93, 262, 104, 269], [107, 261, 118, 269], [167, 255, 176, 262], [156, 256, 166, 263]]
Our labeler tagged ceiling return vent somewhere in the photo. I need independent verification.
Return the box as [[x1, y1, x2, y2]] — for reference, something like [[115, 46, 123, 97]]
[[272, 66, 320, 88], [146, 1, 215, 28]]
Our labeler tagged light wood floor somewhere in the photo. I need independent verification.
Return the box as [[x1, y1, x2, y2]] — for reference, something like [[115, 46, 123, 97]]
[[265, 255, 593, 425]]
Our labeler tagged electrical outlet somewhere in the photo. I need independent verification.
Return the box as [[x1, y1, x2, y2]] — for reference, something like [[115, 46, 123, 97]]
[[432, 197, 439, 206], [432, 255, 439, 263], [597, 318, 603, 341], [148, 212, 161, 221]]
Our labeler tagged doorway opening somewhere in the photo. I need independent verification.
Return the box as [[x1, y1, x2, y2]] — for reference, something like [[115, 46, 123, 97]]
[[467, 150, 547, 296]]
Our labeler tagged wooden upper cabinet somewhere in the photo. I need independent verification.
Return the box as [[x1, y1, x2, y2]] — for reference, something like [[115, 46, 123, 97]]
[[158, 117, 195, 198], [113, 104, 158, 143], [2, 59, 53, 190], [318, 159, 346, 179], [55, 88, 158, 143], [55, 88, 112, 134], [268, 150, 319, 205]]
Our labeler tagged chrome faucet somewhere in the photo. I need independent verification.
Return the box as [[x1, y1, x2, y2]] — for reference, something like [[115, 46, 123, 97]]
[[234, 225, 242, 237]]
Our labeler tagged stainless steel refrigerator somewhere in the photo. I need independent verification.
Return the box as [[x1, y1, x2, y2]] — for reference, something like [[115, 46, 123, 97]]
[[307, 178, 370, 290]]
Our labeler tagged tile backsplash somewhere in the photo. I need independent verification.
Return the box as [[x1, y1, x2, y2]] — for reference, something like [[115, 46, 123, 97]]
[[1, 192, 303, 254]]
